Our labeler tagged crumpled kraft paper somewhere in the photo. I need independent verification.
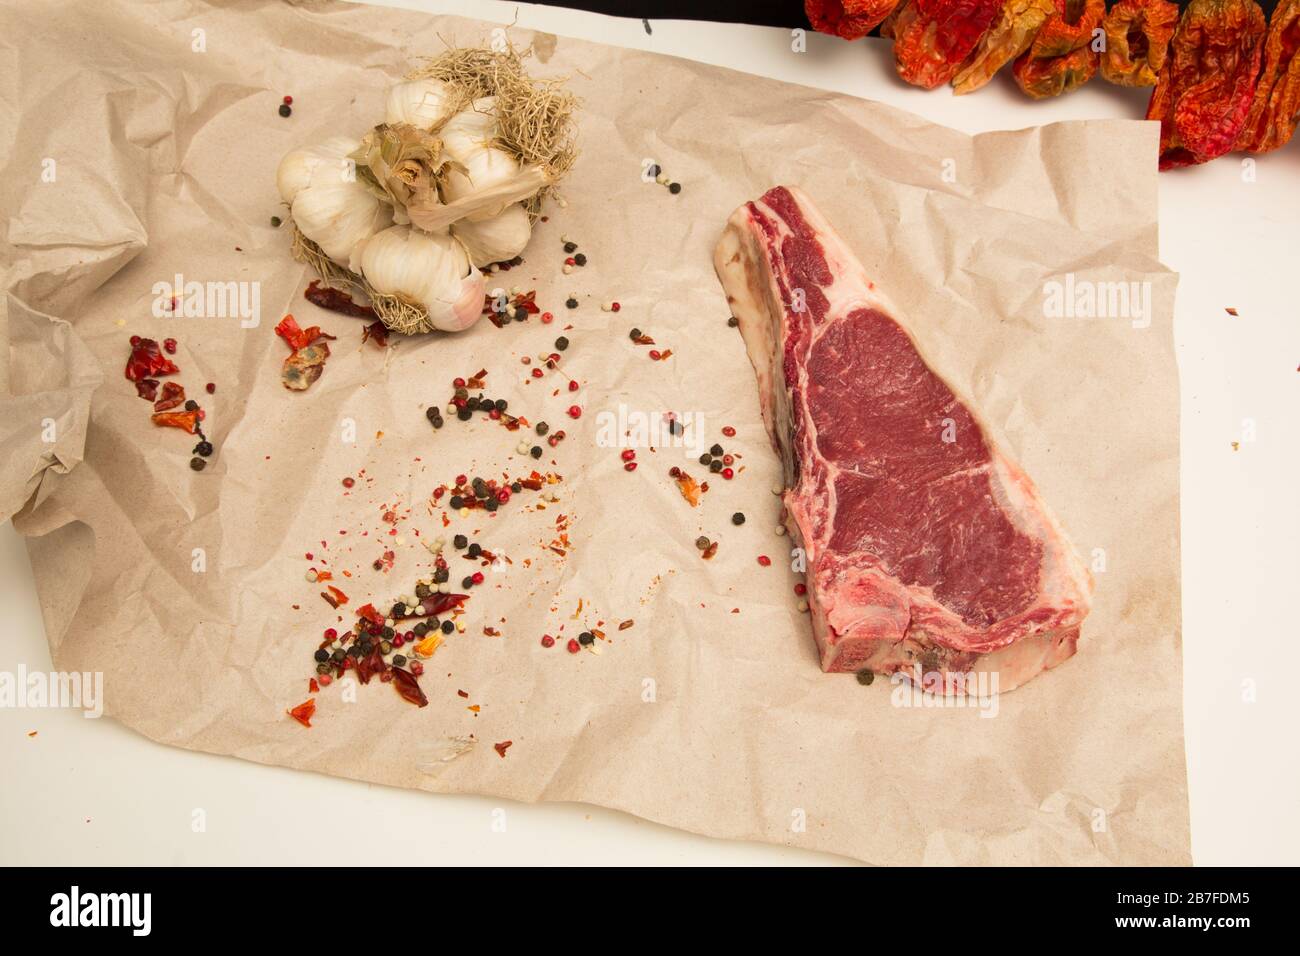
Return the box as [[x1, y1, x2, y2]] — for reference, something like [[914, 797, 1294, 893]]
[[0, 0, 1188, 865]]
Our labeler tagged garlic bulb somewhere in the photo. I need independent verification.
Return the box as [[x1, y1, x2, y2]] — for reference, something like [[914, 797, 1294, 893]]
[[353, 226, 484, 332], [384, 78, 459, 130], [278, 137, 393, 263], [451, 202, 532, 267], [439, 97, 498, 155]]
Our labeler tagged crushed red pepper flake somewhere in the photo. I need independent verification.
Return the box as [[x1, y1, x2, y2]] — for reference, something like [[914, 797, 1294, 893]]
[[494, 740, 513, 758], [287, 698, 316, 727]]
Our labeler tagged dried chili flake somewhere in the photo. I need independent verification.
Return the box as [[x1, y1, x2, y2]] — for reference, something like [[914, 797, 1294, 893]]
[[883, 0, 1003, 89], [282, 342, 330, 390], [151, 409, 201, 433], [125, 337, 179, 382], [287, 698, 316, 727], [1099, 0, 1181, 87], [631, 333, 656, 346], [152, 381, 186, 412], [805, 0, 902, 39], [494, 740, 513, 758], [362, 321, 389, 348], [1011, 0, 1105, 99], [134, 379, 160, 402], [357, 603, 384, 625], [675, 472, 702, 506], [275, 314, 334, 352], [322, 585, 349, 607], [305, 279, 377, 318], [391, 667, 429, 707], [1146, 0, 1268, 169], [951, 0, 1056, 94], [1235, 0, 1300, 153]]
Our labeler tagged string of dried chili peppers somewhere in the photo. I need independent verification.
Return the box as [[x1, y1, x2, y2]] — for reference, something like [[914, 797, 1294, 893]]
[[1146, 0, 1268, 169]]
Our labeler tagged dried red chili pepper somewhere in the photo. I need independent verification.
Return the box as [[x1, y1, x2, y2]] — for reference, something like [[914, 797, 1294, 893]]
[[125, 337, 178, 382], [1235, 0, 1300, 153], [134, 379, 160, 402], [361, 320, 389, 348], [391, 667, 428, 707], [357, 603, 384, 625], [152, 381, 186, 412], [493, 740, 513, 758], [275, 314, 334, 352], [287, 698, 316, 727], [805, 0, 902, 39], [304, 279, 376, 318], [952, 0, 1056, 94], [1146, 0, 1267, 169], [883, 0, 1003, 89], [151, 409, 201, 433], [1099, 0, 1181, 87], [422, 593, 468, 617], [1012, 0, 1105, 98], [355, 646, 387, 685]]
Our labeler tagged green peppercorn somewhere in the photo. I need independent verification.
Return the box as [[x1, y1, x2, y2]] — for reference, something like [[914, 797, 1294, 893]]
[[415, 583, 431, 599], [316, 662, 331, 675], [484, 498, 498, 512], [379, 640, 392, 655], [695, 536, 710, 550], [189, 457, 206, 472], [270, 215, 282, 228], [393, 654, 407, 667], [856, 669, 875, 686], [494, 398, 508, 412], [536, 421, 550, 436], [382, 627, 394, 639], [462, 576, 474, 589], [413, 622, 428, 637]]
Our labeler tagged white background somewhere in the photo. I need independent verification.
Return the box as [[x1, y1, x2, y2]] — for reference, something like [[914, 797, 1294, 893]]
[[2, 0, 1297, 866]]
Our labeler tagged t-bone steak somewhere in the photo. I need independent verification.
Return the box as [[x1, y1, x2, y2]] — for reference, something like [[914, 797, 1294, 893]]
[[714, 185, 1092, 693]]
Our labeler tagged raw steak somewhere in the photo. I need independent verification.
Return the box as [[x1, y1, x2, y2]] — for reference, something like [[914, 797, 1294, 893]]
[[714, 186, 1092, 693]]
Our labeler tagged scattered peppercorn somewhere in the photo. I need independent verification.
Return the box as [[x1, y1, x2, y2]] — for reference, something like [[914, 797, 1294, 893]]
[[732, 512, 745, 525], [563, 241, 577, 253], [727, 316, 739, 327], [462, 576, 475, 589], [669, 182, 681, 194], [555, 337, 569, 351], [695, 536, 710, 550], [449, 495, 464, 509], [565, 297, 578, 309], [453, 534, 468, 549], [205, 382, 216, 394], [530, 445, 543, 458], [189, 457, 206, 472], [536, 421, 549, 436], [194, 440, 214, 457], [578, 631, 595, 646], [856, 669, 875, 686], [574, 253, 587, 266], [270, 216, 282, 228], [467, 543, 482, 558], [278, 103, 292, 117], [710, 443, 723, 456], [342, 476, 355, 488]]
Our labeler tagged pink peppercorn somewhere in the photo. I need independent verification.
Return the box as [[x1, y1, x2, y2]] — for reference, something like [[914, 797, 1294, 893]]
[[393, 635, 405, 648], [568, 380, 579, 392], [624, 462, 638, 472], [722, 454, 734, 465], [611, 302, 621, 312], [497, 488, 510, 503], [649, 349, 661, 360], [410, 662, 424, 676], [794, 583, 807, 596], [621, 449, 636, 461], [472, 571, 485, 585], [283, 94, 293, 105], [721, 467, 734, 480], [206, 382, 216, 394], [324, 628, 337, 641], [541, 311, 554, 324], [757, 555, 772, 567], [163, 338, 177, 354], [318, 674, 332, 686], [567, 638, 581, 653], [541, 634, 555, 648], [567, 405, 581, 419], [453, 377, 466, 388], [129, 335, 141, 347], [722, 426, 736, 437], [531, 368, 543, 378]]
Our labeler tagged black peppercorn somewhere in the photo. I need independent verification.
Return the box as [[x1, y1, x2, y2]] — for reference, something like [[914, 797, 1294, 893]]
[[433, 568, 449, 584], [457, 407, 472, 421], [453, 534, 468, 549], [184, 400, 199, 411], [441, 620, 454, 634], [727, 316, 739, 328], [574, 253, 587, 266], [710, 459, 723, 473], [732, 512, 746, 526], [467, 543, 482, 558], [494, 398, 508, 412], [194, 440, 214, 457], [555, 337, 569, 351], [314, 649, 330, 663], [699, 453, 712, 466], [536, 421, 549, 436], [449, 495, 464, 509], [530, 446, 543, 459], [578, 631, 595, 646], [391, 603, 407, 618], [462, 576, 475, 589], [189, 456, 206, 472], [710, 443, 724, 456], [565, 297, 578, 309], [563, 241, 577, 253], [426, 407, 439, 423], [278, 103, 292, 117], [669, 182, 681, 194]]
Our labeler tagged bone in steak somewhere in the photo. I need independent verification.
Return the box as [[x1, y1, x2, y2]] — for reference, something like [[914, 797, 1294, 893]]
[[714, 186, 1092, 693]]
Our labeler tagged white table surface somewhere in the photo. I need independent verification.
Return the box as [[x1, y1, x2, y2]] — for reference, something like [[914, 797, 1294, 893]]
[[2, 0, 1297, 866]]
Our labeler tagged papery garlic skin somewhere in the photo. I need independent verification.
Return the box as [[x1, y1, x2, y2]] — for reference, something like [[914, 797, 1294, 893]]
[[279, 137, 393, 263], [451, 202, 532, 267], [354, 226, 485, 332], [384, 78, 459, 130]]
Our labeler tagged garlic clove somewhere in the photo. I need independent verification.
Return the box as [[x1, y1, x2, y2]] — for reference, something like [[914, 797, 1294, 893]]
[[292, 175, 393, 264], [439, 97, 499, 157], [384, 78, 459, 131], [414, 163, 548, 232], [451, 202, 532, 268], [276, 136, 360, 205], [355, 226, 485, 332]]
